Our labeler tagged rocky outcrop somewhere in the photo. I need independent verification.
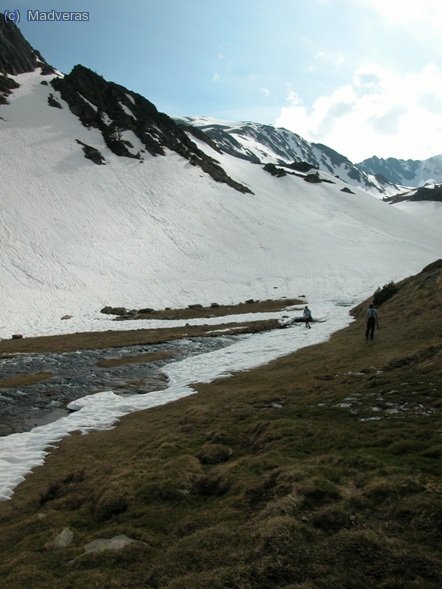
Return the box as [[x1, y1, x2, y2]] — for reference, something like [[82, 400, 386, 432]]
[[0, 74, 18, 105], [182, 118, 391, 194], [0, 15, 55, 103], [0, 15, 54, 76], [384, 184, 442, 204], [100, 306, 127, 315], [0, 16, 47, 74], [263, 163, 287, 177], [52, 65, 252, 194], [47, 93, 62, 109], [75, 139, 106, 165]]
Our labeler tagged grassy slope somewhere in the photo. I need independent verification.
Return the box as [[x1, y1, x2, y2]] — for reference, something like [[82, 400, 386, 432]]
[[0, 263, 441, 589]]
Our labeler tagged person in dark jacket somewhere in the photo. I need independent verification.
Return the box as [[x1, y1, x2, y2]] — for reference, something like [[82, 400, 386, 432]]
[[303, 306, 312, 329], [365, 304, 379, 340]]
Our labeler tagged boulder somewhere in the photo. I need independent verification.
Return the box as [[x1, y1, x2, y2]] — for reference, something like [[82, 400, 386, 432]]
[[304, 173, 322, 183], [48, 93, 62, 109], [75, 139, 105, 165], [100, 306, 127, 315], [46, 527, 74, 549], [83, 534, 135, 555]]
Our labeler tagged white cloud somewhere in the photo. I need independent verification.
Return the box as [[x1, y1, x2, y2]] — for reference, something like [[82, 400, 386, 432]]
[[276, 63, 442, 161], [260, 87, 270, 97], [309, 50, 345, 71], [212, 72, 221, 83], [359, 0, 442, 41]]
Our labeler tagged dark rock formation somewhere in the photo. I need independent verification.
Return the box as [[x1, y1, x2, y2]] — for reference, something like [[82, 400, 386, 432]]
[[0, 74, 18, 104], [52, 65, 252, 194], [75, 139, 105, 165], [0, 15, 55, 75], [304, 173, 322, 184], [48, 93, 62, 108], [287, 161, 318, 173], [0, 15, 55, 103], [100, 306, 127, 315], [263, 163, 286, 177], [384, 184, 442, 204]]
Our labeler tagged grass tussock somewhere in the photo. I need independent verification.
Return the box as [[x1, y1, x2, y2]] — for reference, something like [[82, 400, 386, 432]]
[[0, 262, 441, 587], [0, 371, 53, 388]]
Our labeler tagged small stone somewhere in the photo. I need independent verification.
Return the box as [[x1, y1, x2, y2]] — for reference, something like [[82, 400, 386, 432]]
[[61, 315, 73, 320], [83, 534, 135, 555], [11, 334, 23, 339], [46, 527, 74, 549]]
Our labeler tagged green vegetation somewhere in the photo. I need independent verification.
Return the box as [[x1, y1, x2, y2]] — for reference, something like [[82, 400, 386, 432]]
[[0, 263, 441, 588], [373, 280, 399, 307]]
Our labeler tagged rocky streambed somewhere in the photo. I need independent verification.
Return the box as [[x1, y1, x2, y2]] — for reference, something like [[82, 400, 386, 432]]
[[0, 335, 239, 436]]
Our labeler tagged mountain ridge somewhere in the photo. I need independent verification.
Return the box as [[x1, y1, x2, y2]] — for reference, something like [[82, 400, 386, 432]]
[[358, 154, 442, 188], [1, 19, 442, 337], [178, 116, 398, 197]]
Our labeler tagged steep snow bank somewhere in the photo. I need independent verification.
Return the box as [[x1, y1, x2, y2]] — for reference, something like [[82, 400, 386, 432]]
[[1, 72, 442, 337]]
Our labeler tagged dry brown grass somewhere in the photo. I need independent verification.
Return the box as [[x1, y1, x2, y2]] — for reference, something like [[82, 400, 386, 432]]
[[0, 371, 53, 388], [135, 297, 302, 320], [0, 318, 281, 355], [0, 263, 441, 588]]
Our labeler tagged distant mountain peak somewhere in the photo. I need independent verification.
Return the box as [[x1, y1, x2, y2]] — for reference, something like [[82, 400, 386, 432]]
[[358, 154, 442, 187], [180, 117, 397, 196]]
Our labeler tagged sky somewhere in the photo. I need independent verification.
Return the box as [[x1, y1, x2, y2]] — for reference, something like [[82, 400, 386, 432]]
[[6, 0, 442, 161]]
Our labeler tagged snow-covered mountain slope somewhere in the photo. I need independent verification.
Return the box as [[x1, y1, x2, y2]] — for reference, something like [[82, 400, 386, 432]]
[[383, 183, 442, 225], [178, 116, 400, 197], [358, 155, 442, 188], [1, 69, 442, 338]]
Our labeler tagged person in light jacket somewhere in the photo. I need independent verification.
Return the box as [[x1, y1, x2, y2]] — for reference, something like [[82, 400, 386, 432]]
[[365, 303, 379, 340]]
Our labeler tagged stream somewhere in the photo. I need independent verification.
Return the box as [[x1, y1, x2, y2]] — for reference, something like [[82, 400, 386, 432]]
[[0, 335, 239, 436]]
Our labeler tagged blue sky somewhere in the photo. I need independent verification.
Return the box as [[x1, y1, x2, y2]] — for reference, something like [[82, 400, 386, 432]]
[[8, 0, 442, 160]]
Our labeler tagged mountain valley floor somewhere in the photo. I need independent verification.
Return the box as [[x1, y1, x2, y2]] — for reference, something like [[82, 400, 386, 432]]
[[0, 266, 441, 588]]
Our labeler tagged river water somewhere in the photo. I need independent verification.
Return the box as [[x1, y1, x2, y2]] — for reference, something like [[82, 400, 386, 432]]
[[0, 335, 238, 436]]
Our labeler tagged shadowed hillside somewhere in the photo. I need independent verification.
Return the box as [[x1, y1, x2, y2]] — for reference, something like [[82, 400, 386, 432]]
[[0, 261, 441, 588]]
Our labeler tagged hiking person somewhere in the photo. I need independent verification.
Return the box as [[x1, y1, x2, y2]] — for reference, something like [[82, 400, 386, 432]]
[[365, 303, 379, 341], [303, 306, 312, 329]]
